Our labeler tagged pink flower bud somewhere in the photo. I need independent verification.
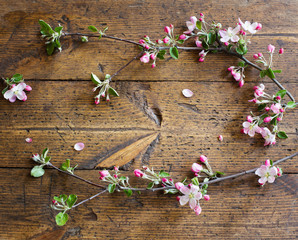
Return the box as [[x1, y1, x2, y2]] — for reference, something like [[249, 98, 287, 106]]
[[195, 40, 202, 48], [175, 182, 184, 190], [246, 115, 253, 123], [267, 44, 275, 53], [113, 174, 118, 178], [143, 35, 148, 38], [52, 200, 57, 205], [140, 54, 150, 63], [218, 135, 223, 141], [277, 117, 281, 122], [279, 48, 284, 54], [224, 42, 229, 46], [194, 205, 202, 215], [179, 34, 186, 40], [198, 57, 204, 62], [199, 18, 203, 22], [134, 169, 144, 177], [227, 67, 233, 72], [253, 86, 258, 90], [25, 85, 32, 91], [263, 117, 271, 123], [151, 64, 156, 68], [139, 39, 145, 44], [276, 96, 281, 100], [99, 170, 109, 177], [95, 97, 100, 105], [280, 108, 284, 113], [191, 163, 203, 173], [265, 159, 271, 167], [252, 99, 257, 103], [200, 13, 204, 16], [163, 36, 170, 44], [144, 45, 149, 50], [239, 79, 244, 88], [200, 155, 208, 163], [256, 23, 262, 30], [170, 24, 174, 28], [164, 26, 171, 34], [99, 176, 104, 180], [265, 107, 270, 111], [162, 178, 167, 182], [253, 54, 259, 59], [142, 166, 148, 170], [204, 195, 210, 201], [277, 172, 281, 177], [150, 54, 156, 60], [194, 173, 198, 176], [258, 52, 263, 57], [188, 183, 192, 187], [176, 196, 180, 201], [240, 129, 245, 134], [114, 166, 119, 171], [169, 178, 173, 182], [156, 39, 162, 44]]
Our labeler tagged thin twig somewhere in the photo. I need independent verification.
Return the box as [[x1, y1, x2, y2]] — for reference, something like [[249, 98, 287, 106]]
[[47, 163, 106, 189], [72, 189, 108, 208], [120, 152, 298, 192]]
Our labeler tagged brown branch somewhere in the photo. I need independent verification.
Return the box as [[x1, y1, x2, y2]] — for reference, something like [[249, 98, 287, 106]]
[[72, 189, 108, 209]]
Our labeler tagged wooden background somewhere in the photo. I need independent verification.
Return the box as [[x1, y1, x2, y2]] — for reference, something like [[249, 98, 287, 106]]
[[0, 0, 297, 239]]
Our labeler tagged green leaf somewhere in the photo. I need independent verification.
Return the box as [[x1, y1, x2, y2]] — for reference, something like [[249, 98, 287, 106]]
[[236, 46, 244, 55], [88, 25, 98, 32], [108, 184, 116, 193], [39, 20, 54, 35], [270, 117, 277, 126], [156, 50, 166, 59], [266, 68, 275, 79], [55, 212, 69, 226], [12, 74, 23, 82], [42, 148, 49, 159], [91, 73, 101, 84], [196, 21, 202, 30], [258, 103, 267, 111], [276, 89, 287, 99], [81, 36, 88, 42], [191, 177, 199, 186], [54, 26, 63, 34], [2, 86, 8, 95], [159, 170, 170, 177], [202, 39, 209, 49], [177, 40, 184, 44], [59, 194, 68, 202], [61, 159, 70, 171], [31, 166, 45, 177], [273, 69, 282, 73], [147, 182, 154, 189], [44, 156, 51, 163], [208, 33, 216, 45], [66, 194, 77, 208], [46, 42, 55, 56], [277, 131, 288, 139], [108, 87, 119, 97], [119, 176, 126, 181], [238, 61, 245, 67], [286, 101, 296, 109], [259, 70, 267, 78], [215, 171, 225, 176], [124, 189, 133, 197], [169, 47, 179, 59]]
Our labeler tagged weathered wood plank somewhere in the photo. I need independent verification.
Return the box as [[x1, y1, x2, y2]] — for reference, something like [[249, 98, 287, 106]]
[[0, 169, 296, 239]]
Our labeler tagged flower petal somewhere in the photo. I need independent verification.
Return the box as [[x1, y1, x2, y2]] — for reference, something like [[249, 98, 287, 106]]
[[231, 35, 240, 43], [25, 138, 32, 143], [190, 184, 200, 194], [258, 176, 267, 185], [179, 195, 189, 206], [3, 89, 14, 100], [182, 89, 193, 98], [243, 122, 250, 128], [267, 176, 275, 183], [9, 95, 17, 103], [16, 82, 26, 91], [189, 198, 197, 209], [269, 166, 278, 176], [16, 91, 26, 100], [74, 142, 85, 151], [180, 186, 191, 195], [195, 192, 202, 200]]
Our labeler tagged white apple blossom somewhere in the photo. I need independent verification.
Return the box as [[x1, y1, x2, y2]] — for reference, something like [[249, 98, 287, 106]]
[[238, 18, 260, 34], [260, 127, 276, 146], [184, 16, 198, 34], [179, 184, 202, 210], [219, 25, 240, 43], [255, 164, 278, 185], [3, 83, 27, 102], [242, 121, 261, 137]]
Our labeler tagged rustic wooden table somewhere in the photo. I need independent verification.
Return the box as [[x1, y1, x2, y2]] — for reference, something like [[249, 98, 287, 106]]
[[0, 0, 297, 239]]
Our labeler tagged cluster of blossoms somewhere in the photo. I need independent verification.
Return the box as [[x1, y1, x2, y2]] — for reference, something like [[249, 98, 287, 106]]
[[255, 159, 282, 185], [242, 84, 296, 146], [227, 63, 246, 87], [253, 44, 283, 69], [91, 73, 119, 104], [139, 24, 186, 68], [2, 74, 32, 102]]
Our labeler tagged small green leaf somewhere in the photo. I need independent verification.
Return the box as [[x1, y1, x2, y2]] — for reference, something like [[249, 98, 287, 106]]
[[275, 89, 287, 99], [108, 87, 119, 97], [270, 159, 273, 166], [273, 69, 282, 73], [236, 46, 244, 55], [55, 212, 69, 226], [191, 177, 200, 186], [124, 189, 133, 197], [177, 40, 184, 44], [66, 194, 77, 208], [259, 70, 267, 78], [54, 26, 63, 34], [286, 101, 296, 109], [108, 184, 116, 193], [119, 176, 126, 181], [59, 194, 68, 202], [12, 74, 23, 83], [42, 148, 49, 159], [169, 47, 179, 59], [215, 171, 225, 176], [202, 39, 209, 49], [270, 117, 277, 126], [258, 103, 267, 111], [88, 25, 98, 32], [81, 36, 88, 42], [2, 86, 8, 95], [159, 170, 170, 177], [39, 20, 54, 35], [46, 42, 55, 56], [31, 166, 45, 177], [44, 156, 51, 163], [266, 68, 275, 79], [208, 33, 216, 45], [147, 182, 154, 189], [196, 21, 202, 30], [91, 73, 101, 84], [238, 61, 245, 67], [277, 131, 288, 139], [157, 50, 166, 60]]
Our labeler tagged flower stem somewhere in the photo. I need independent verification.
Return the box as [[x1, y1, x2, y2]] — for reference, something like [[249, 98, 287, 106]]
[[72, 189, 108, 209], [47, 162, 106, 189]]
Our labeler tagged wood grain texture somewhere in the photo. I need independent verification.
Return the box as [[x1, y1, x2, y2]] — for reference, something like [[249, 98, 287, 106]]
[[0, 0, 297, 239]]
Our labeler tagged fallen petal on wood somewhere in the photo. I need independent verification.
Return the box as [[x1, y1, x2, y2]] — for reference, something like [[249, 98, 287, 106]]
[[182, 89, 193, 98], [74, 142, 85, 151]]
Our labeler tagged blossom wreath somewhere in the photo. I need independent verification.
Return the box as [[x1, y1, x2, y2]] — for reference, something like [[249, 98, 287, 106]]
[[1, 14, 297, 226]]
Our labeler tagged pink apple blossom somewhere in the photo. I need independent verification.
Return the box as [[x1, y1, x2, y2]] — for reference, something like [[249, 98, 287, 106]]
[[184, 16, 198, 34], [164, 26, 171, 34], [255, 164, 278, 185], [99, 170, 109, 178], [140, 53, 150, 63], [219, 25, 240, 43], [175, 182, 184, 190], [261, 127, 276, 146], [267, 44, 275, 53], [242, 121, 261, 137], [270, 103, 281, 114], [238, 18, 260, 34], [134, 169, 144, 177], [4, 83, 27, 102], [191, 163, 203, 173], [179, 185, 202, 210]]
